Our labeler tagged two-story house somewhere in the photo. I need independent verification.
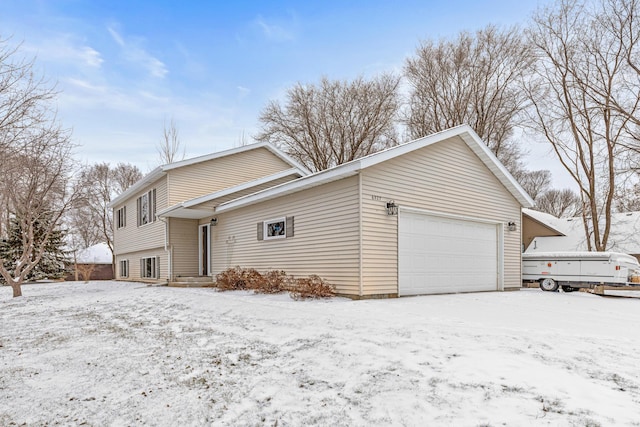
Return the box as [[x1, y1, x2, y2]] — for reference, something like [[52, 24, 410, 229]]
[[110, 126, 533, 298]]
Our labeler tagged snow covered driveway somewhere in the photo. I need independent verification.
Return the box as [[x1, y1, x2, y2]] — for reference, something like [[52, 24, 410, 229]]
[[1, 282, 639, 426]]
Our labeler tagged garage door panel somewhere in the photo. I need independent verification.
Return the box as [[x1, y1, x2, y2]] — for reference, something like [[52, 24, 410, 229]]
[[399, 211, 499, 296]]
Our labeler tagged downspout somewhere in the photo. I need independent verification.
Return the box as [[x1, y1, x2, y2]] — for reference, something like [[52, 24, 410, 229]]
[[159, 217, 171, 281], [358, 172, 363, 297]]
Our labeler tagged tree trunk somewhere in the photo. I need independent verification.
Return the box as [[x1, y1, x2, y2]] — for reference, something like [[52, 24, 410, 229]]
[[11, 283, 22, 298]]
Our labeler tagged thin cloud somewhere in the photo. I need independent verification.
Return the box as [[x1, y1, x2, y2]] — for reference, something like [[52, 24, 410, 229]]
[[107, 27, 125, 47], [107, 26, 168, 78], [254, 15, 296, 42], [237, 86, 251, 99], [22, 36, 103, 69]]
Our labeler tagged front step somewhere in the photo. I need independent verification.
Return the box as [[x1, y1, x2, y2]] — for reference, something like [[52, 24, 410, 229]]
[[169, 276, 215, 288]]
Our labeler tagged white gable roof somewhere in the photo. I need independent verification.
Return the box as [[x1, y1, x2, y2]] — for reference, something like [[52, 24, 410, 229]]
[[216, 125, 534, 214], [526, 211, 640, 254], [108, 142, 310, 208]]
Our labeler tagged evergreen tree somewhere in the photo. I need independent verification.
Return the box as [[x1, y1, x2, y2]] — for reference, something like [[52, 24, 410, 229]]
[[0, 214, 70, 282]]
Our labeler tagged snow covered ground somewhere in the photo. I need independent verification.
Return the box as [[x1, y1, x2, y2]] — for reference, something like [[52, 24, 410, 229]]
[[1, 281, 639, 426]]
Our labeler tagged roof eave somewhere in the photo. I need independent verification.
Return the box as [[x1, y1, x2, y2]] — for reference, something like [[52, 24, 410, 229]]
[[215, 162, 361, 214], [108, 167, 165, 208]]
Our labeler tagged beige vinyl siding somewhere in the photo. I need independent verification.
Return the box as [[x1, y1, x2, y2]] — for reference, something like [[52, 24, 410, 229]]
[[169, 218, 199, 278], [115, 250, 167, 281], [210, 176, 361, 295], [113, 177, 168, 256], [197, 175, 300, 209], [167, 148, 293, 205], [361, 136, 522, 295]]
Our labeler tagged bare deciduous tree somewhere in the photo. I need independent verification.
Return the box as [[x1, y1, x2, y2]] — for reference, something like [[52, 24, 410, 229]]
[[156, 117, 185, 165], [526, 0, 640, 251], [404, 25, 534, 172], [71, 162, 142, 253], [112, 162, 143, 194], [535, 188, 582, 218], [0, 37, 78, 297], [256, 74, 401, 172], [515, 169, 552, 201]]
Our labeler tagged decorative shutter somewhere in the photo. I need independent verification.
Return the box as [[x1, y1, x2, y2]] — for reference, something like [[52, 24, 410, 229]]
[[123, 206, 126, 227], [286, 216, 294, 237], [137, 197, 141, 226], [151, 189, 157, 221], [140, 259, 144, 277], [156, 256, 160, 279], [257, 222, 264, 241]]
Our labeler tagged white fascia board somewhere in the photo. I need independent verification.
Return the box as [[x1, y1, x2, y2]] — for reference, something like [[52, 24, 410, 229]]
[[156, 203, 182, 218], [215, 162, 361, 214], [161, 141, 270, 171], [457, 127, 534, 208], [156, 203, 213, 219], [108, 167, 165, 208], [357, 125, 471, 168], [263, 145, 312, 176]]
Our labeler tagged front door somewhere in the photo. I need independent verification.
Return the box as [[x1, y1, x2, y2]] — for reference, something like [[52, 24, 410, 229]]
[[199, 224, 211, 276]]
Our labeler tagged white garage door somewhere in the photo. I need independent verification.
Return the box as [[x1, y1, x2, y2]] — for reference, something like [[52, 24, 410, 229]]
[[398, 211, 499, 296]]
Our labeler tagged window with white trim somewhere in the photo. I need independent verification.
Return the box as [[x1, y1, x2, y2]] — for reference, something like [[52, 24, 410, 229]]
[[265, 217, 286, 240], [141, 256, 160, 279], [119, 259, 129, 278], [136, 189, 156, 226], [257, 216, 294, 241], [116, 206, 126, 229]]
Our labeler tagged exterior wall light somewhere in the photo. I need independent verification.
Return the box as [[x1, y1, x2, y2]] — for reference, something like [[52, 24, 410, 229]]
[[210, 217, 218, 226], [507, 221, 517, 231], [386, 201, 398, 216]]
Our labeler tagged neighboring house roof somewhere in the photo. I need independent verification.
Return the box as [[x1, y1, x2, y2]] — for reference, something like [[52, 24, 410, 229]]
[[526, 211, 640, 254], [76, 242, 112, 264], [522, 208, 567, 236], [108, 142, 310, 208], [214, 125, 534, 214]]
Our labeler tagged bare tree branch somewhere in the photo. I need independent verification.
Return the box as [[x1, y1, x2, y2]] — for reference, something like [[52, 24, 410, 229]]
[[255, 74, 401, 172], [526, 0, 640, 251], [156, 117, 185, 165], [404, 25, 534, 174]]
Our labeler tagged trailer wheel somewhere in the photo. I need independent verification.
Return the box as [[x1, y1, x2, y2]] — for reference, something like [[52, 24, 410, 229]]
[[540, 278, 559, 292], [561, 285, 577, 293]]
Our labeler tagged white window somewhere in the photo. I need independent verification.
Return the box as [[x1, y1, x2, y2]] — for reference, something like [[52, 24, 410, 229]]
[[257, 216, 294, 241], [141, 256, 160, 279], [137, 189, 156, 226], [119, 259, 129, 278], [116, 206, 126, 229], [264, 217, 286, 240]]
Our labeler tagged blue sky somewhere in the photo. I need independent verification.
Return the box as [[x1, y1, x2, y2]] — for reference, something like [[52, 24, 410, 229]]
[[1, 0, 568, 184]]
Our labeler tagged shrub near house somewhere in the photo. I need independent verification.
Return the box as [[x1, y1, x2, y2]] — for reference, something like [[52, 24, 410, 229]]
[[214, 267, 335, 299]]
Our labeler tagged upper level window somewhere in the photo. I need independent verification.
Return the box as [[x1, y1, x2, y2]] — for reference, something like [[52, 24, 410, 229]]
[[137, 189, 156, 226], [116, 206, 126, 229]]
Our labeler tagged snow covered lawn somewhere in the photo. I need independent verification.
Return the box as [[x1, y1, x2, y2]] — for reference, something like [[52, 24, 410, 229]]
[[1, 282, 639, 426]]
